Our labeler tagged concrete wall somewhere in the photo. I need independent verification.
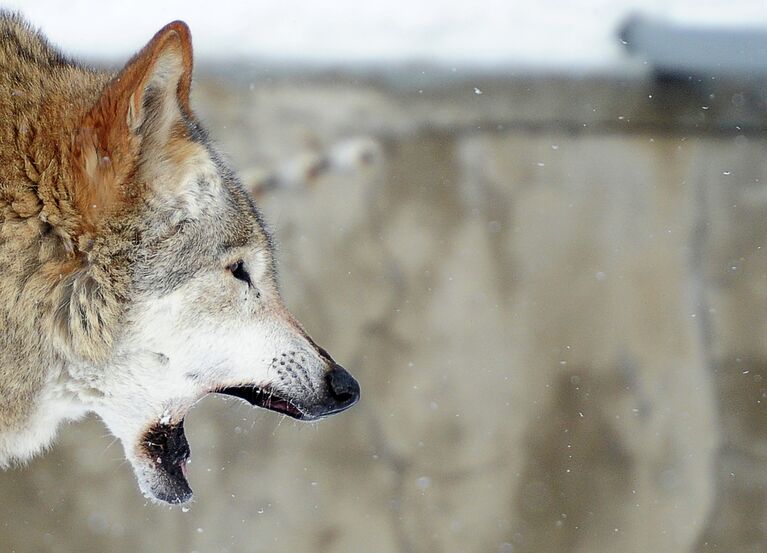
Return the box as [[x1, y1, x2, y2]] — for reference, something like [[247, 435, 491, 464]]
[[1, 69, 767, 553]]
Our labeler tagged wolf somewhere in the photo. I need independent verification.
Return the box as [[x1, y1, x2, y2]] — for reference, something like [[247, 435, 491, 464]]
[[0, 13, 360, 504]]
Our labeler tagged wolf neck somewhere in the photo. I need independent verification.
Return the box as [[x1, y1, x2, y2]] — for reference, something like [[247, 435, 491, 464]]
[[0, 15, 112, 460]]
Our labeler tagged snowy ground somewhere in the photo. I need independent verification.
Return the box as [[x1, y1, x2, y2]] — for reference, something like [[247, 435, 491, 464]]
[[4, 0, 767, 69]]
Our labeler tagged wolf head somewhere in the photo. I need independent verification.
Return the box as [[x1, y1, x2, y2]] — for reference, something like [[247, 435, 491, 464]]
[[30, 22, 359, 503]]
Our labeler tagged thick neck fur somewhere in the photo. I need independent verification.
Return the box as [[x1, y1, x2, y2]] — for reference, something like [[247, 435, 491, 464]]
[[0, 14, 120, 447]]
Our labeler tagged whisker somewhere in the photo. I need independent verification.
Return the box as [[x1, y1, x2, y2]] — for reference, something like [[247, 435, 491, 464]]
[[273, 413, 287, 435], [100, 436, 120, 457]]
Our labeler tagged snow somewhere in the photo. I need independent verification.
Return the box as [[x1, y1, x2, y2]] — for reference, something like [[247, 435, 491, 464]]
[[3, 0, 767, 68]]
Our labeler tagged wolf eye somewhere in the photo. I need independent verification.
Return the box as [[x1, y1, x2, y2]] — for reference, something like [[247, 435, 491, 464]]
[[228, 260, 252, 287]]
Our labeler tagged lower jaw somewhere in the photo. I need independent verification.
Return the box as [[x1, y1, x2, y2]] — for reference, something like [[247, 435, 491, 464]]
[[140, 419, 193, 503]]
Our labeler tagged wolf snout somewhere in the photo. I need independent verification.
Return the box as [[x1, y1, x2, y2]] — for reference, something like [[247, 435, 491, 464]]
[[324, 364, 360, 413]]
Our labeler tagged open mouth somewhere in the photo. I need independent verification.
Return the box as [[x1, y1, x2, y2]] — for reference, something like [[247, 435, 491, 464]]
[[214, 385, 309, 420], [139, 386, 307, 504], [138, 374, 359, 504]]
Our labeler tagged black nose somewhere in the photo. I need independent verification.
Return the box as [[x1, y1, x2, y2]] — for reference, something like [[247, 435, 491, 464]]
[[327, 364, 360, 410]]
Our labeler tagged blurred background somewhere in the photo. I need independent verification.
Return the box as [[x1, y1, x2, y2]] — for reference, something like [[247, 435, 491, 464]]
[[2, 1, 767, 552]]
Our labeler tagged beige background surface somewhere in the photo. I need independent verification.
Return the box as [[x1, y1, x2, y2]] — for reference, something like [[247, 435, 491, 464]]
[[1, 69, 767, 552]]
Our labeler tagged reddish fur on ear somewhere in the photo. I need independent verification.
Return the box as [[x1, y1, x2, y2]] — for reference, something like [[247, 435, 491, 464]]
[[72, 21, 193, 237], [164, 21, 193, 114]]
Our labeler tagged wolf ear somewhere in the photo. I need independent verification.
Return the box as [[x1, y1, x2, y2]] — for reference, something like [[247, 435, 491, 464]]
[[72, 21, 193, 235], [88, 20, 193, 135]]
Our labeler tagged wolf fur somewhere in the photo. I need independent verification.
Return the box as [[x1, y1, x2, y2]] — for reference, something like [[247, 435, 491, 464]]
[[0, 13, 359, 503]]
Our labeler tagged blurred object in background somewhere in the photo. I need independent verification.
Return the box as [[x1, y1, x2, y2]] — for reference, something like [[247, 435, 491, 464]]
[[244, 136, 382, 197], [2, 1, 767, 553], [620, 14, 767, 79]]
